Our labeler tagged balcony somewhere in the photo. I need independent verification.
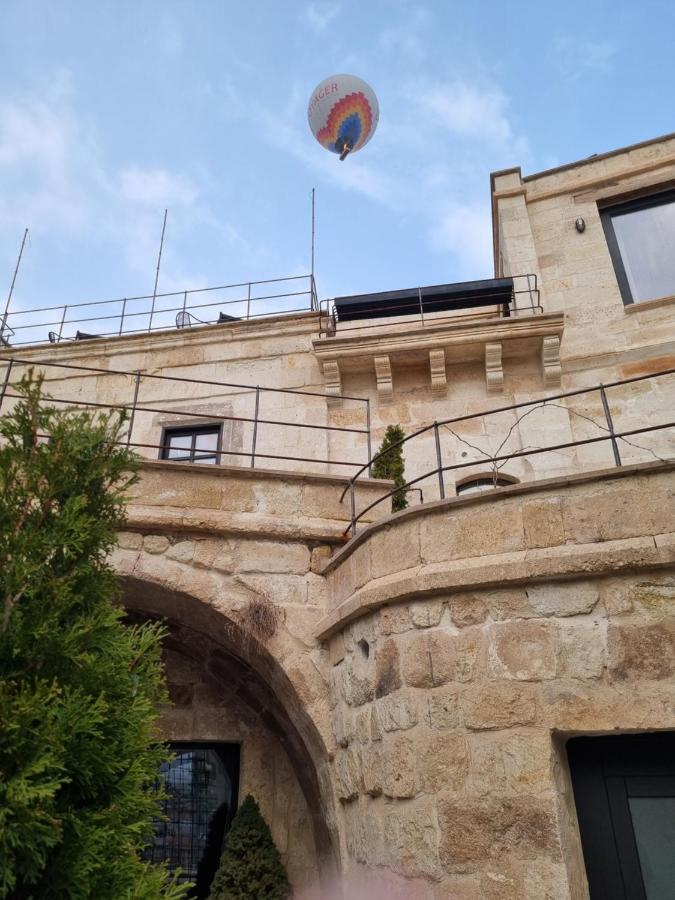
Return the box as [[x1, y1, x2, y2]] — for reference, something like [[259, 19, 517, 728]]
[[314, 274, 564, 400]]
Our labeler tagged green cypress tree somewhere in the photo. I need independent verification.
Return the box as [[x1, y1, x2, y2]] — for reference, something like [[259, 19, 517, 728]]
[[371, 424, 408, 512], [0, 372, 185, 899], [208, 795, 290, 900]]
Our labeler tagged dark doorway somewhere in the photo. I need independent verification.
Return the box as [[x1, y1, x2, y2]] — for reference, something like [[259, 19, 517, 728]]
[[567, 732, 675, 899], [144, 743, 240, 898]]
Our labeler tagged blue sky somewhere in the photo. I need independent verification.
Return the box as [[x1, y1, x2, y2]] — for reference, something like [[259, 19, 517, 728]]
[[1, 0, 674, 322]]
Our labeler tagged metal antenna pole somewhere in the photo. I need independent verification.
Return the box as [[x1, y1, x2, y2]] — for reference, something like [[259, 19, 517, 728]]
[[148, 209, 167, 332], [1, 228, 29, 340], [310, 188, 316, 309]]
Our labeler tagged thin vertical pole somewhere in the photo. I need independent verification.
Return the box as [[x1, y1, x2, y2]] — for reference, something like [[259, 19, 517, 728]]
[[126, 371, 142, 447], [246, 283, 251, 320], [57, 305, 68, 341], [250, 386, 260, 468], [118, 298, 127, 336], [433, 421, 445, 499], [599, 383, 621, 466], [0, 359, 14, 413], [366, 398, 372, 476], [310, 188, 316, 303], [1, 228, 29, 341], [148, 209, 167, 332], [418, 286, 425, 326], [350, 482, 357, 537]]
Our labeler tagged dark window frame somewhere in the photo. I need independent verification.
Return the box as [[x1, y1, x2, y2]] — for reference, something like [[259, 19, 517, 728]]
[[600, 188, 675, 306], [455, 475, 518, 495], [160, 424, 223, 465], [146, 741, 241, 899], [567, 732, 675, 900]]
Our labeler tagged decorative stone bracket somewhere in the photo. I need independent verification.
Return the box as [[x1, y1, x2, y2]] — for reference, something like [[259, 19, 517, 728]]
[[542, 335, 562, 388], [322, 360, 342, 405], [485, 342, 504, 394], [374, 355, 393, 402], [429, 349, 447, 394]]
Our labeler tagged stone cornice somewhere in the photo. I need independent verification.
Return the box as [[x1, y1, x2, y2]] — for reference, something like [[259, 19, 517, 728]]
[[312, 312, 565, 363]]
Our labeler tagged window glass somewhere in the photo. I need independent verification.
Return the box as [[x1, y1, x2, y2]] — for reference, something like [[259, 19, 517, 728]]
[[611, 200, 675, 302], [456, 477, 514, 495], [628, 796, 675, 900], [195, 432, 219, 453], [162, 427, 221, 464], [166, 433, 193, 459]]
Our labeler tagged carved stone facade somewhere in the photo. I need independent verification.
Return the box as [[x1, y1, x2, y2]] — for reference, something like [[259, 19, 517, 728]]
[[2, 133, 675, 897]]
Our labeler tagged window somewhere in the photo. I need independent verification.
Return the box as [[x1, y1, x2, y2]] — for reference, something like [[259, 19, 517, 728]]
[[455, 476, 517, 495], [144, 743, 240, 899], [161, 425, 222, 465], [567, 733, 675, 899], [600, 190, 675, 305]]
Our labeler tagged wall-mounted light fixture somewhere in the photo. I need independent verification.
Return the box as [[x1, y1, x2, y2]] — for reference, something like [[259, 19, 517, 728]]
[[575, 217, 586, 233]]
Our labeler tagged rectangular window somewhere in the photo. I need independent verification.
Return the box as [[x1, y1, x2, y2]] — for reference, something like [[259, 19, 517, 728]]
[[600, 189, 675, 305], [144, 743, 240, 899], [161, 425, 222, 464], [567, 732, 675, 899]]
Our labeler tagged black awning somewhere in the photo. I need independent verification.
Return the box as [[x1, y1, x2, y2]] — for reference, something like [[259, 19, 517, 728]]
[[332, 277, 514, 322]]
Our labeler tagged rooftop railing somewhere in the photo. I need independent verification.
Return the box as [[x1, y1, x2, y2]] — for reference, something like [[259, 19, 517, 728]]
[[0, 355, 371, 474], [0, 274, 318, 348], [339, 367, 675, 537], [318, 274, 542, 337]]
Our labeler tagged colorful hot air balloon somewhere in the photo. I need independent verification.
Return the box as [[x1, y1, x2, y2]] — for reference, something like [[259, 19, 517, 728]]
[[308, 74, 379, 161]]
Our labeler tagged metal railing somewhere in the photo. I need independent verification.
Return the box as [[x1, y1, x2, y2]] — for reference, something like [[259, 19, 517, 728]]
[[318, 274, 542, 337], [339, 367, 675, 537], [0, 355, 372, 473], [0, 274, 318, 348]]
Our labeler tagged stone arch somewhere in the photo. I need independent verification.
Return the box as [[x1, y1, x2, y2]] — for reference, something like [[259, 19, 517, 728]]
[[122, 574, 340, 889]]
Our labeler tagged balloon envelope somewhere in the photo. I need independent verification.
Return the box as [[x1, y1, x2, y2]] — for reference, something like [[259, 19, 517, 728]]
[[308, 74, 379, 157]]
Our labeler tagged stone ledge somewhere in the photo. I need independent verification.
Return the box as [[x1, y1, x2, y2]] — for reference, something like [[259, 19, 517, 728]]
[[315, 533, 675, 640], [322, 459, 675, 576]]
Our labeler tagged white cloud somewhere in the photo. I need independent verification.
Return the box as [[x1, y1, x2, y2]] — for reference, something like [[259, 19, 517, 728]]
[[379, 6, 431, 62], [553, 37, 617, 80], [119, 168, 199, 208], [414, 80, 515, 145], [301, 2, 341, 33], [430, 201, 494, 279]]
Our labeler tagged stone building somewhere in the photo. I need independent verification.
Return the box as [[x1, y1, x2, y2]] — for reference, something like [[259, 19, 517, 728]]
[[1, 132, 674, 898]]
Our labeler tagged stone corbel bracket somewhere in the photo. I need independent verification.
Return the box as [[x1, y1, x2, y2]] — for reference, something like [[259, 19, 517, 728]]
[[429, 349, 447, 395], [374, 354, 393, 402], [322, 360, 342, 405], [542, 335, 562, 388], [485, 342, 504, 394]]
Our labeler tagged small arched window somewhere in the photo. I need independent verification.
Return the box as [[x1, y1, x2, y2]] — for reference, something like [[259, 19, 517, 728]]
[[455, 474, 518, 496]]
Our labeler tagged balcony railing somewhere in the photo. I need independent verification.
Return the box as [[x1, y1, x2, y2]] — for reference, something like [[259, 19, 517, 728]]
[[318, 274, 541, 337], [0, 355, 371, 475], [339, 366, 675, 537], [0, 274, 318, 348]]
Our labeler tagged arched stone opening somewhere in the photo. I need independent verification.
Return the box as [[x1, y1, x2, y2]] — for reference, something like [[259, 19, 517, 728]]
[[122, 575, 340, 896]]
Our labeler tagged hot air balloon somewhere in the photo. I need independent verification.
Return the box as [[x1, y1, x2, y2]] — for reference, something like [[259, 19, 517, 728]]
[[308, 74, 379, 161]]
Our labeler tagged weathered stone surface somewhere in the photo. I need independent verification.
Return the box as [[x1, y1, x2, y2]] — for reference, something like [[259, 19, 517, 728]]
[[419, 732, 469, 793], [421, 501, 525, 563], [166, 539, 195, 562], [361, 746, 382, 797], [377, 692, 418, 732], [526, 581, 598, 617], [335, 748, 361, 802], [370, 521, 421, 579], [382, 736, 417, 798], [328, 632, 345, 666], [558, 622, 605, 679], [410, 598, 445, 628], [438, 795, 561, 871], [448, 593, 487, 627], [489, 622, 557, 681], [402, 628, 482, 688], [467, 729, 553, 796], [485, 588, 536, 620], [143, 534, 170, 554], [522, 499, 565, 549], [428, 687, 461, 729], [607, 621, 675, 680], [375, 637, 401, 698], [235, 539, 310, 574], [340, 663, 374, 707], [462, 682, 539, 730], [117, 530, 143, 550], [380, 604, 410, 635], [382, 803, 442, 880], [310, 543, 333, 574]]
